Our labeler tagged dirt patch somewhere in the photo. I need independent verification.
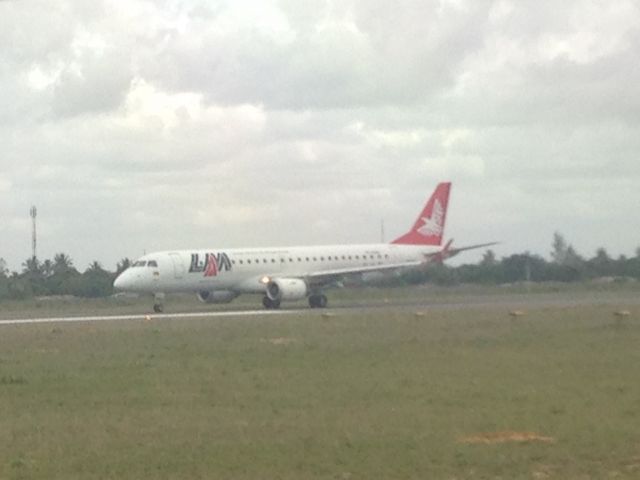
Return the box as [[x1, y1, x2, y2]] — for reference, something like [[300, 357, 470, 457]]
[[261, 337, 297, 346], [458, 431, 555, 444]]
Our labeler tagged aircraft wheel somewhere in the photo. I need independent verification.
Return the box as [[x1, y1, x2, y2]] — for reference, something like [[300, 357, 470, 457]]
[[309, 294, 327, 308], [262, 296, 272, 309], [317, 294, 328, 308], [262, 296, 281, 309], [153, 303, 164, 313]]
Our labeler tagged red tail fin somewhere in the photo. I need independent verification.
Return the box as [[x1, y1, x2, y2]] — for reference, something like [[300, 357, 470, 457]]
[[391, 182, 451, 246]]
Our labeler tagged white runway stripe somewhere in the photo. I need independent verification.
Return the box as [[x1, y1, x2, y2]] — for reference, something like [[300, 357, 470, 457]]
[[0, 309, 304, 326]]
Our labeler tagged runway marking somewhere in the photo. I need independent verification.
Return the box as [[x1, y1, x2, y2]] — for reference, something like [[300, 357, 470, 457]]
[[0, 309, 304, 326]]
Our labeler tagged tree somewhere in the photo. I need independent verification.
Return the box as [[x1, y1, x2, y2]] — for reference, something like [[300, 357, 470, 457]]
[[116, 258, 131, 275], [16, 257, 48, 296], [87, 261, 104, 273], [22, 257, 41, 275], [564, 246, 584, 269], [0, 259, 8, 300], [501, 253, 547, 283], [53, 253, 74, 274], [549, 232, 585, 280], [480, 249, 497, 267], [589, 247, 614, 277], [41, 259, 54, 278], [551, 232, 568, 264], [72, 261, 114, 298]]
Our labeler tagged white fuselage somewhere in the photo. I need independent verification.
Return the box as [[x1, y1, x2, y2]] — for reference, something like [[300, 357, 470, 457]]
[[114, 243, 438, 295]]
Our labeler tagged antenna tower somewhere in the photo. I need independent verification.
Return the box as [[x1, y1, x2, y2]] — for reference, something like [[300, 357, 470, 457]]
[[30, 206, 37, 260]]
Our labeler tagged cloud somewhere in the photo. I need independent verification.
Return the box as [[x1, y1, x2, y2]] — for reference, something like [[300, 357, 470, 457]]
[[0, 0, 639, 271]]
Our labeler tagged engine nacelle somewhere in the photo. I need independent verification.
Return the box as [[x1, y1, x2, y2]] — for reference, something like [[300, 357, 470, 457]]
[[197, 290, 238, 304], [266, 278, 308, 301]]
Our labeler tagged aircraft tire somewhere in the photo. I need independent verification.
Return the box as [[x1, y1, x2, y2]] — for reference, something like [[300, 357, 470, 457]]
[[317, 294, 328, 308], [262, 296, 281, 309], [308, 294, 328, 308], [153, 303, 163, 313]]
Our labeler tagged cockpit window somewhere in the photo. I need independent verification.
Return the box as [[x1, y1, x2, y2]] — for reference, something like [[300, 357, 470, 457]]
[[132, 261, 147, 267], [147, 260, 158, 268]]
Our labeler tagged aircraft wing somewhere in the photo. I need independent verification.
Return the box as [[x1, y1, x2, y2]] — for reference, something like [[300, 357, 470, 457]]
[[303, 260, 424, 286], [430, 241, 499, 261]]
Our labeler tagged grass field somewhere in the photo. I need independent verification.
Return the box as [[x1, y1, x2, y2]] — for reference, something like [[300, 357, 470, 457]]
[[0, 291, 639, 478]]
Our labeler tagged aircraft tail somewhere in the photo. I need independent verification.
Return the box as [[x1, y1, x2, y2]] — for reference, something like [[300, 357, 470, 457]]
[[391, 182, 451, 246]]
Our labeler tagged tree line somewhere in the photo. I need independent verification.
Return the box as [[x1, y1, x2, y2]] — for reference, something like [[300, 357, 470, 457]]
[[399, 233, 640, 287], [0, 233, 639, 301], [0, 254, 130, 300]]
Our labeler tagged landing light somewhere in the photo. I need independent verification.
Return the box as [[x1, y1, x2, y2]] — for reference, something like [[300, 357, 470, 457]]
[[260, 276, 270, 284]]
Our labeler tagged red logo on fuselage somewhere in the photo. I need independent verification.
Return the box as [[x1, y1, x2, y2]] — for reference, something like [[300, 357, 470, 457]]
[[189, 252, 232, 277]]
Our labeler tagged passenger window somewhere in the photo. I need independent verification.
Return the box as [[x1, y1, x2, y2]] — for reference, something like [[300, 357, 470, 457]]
[[271, 259, 275, 263]]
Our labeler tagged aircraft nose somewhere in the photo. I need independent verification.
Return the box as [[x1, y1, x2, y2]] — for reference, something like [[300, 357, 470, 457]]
[[113, 271, 130, 291]]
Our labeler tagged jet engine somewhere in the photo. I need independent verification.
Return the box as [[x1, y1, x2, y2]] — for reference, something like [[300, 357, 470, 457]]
[[197, 290, 238, 304], [266, 278, 308, 301]]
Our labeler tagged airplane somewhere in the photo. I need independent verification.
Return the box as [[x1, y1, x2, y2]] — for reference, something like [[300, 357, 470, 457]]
[[113, 182, 496, 312]]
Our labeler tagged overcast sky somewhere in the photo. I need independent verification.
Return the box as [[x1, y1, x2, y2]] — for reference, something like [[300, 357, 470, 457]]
[[1, 0, 639, 272]]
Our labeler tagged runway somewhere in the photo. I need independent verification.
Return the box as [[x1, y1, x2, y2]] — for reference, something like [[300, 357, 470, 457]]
[[0, 291, 635, 326]]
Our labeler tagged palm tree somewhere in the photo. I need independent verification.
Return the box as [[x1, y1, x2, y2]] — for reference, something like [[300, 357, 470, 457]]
[[87, 261, 104, 273], [22, 257, 41, 275], [116, 258, 131, 275], [53, 253, 74, 274], [41, 259, 54, 278]]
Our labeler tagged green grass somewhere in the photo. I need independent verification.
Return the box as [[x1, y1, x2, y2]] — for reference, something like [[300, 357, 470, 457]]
[[1, 301, 639, 479]]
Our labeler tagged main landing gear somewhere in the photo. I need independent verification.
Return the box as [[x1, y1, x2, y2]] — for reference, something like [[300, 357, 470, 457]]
[[262, 296, 281, 309], [308, 293, 328, 309], [261, 294, 328, 309]]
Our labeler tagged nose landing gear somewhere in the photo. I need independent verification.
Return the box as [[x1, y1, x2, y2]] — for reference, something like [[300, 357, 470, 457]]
[[153, 292, 165, 313]]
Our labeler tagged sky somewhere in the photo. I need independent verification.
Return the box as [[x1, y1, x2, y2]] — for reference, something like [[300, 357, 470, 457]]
[[1, 0, 639, 272]]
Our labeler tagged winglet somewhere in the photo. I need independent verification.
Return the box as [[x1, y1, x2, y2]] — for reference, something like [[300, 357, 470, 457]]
[[391, 182, 451, 246]]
